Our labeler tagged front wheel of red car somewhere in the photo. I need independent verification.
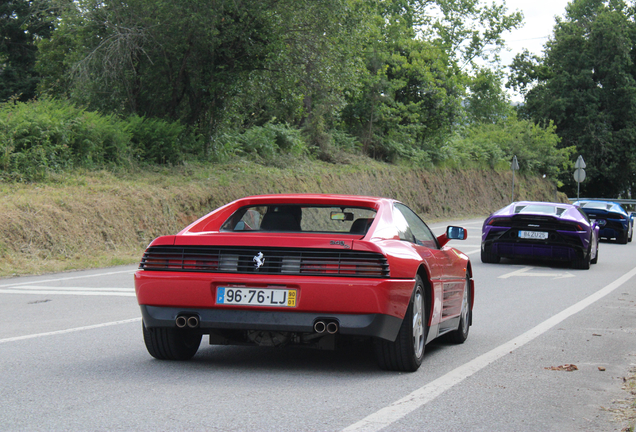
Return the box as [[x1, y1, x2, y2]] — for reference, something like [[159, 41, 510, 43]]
[[142, 322, 202, 360], [374, 277, 427, 372]]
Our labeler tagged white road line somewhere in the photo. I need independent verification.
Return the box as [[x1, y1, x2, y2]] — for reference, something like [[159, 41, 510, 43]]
[[3, 286, 134, 291], [498, 266, 534, 278], [0, 269, 136, 289], [0, 289, 135, 297], [342, 265, 636, 432], [498, 267, 575, 279], [0, 318, 142, 344]]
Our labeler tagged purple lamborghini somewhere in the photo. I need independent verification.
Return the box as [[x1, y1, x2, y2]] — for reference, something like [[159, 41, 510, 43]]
[[481, 201, 599, 269]]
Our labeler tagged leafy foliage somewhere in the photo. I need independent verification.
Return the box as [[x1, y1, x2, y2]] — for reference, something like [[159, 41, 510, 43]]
[[0, 98, 133, 181], [0, 99, 207, 180], [445, 112, 573, 178], [509, 0, 636, 197], [215, 122, 308, 161], [464, 68, 513, 124], [125, 116, 200, 165], [0, 0, 570, 186], [0, 0, 53, 102], [340, 0, 522, 163]]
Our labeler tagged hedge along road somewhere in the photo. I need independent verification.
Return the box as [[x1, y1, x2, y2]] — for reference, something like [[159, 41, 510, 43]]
[[0, 217, 635, 432]]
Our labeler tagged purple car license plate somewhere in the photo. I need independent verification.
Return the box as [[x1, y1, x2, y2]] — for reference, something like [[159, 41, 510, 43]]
[[519, 230, 548, 240]]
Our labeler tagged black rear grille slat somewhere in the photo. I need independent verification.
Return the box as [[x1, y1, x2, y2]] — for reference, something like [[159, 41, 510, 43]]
[[139, 246, 389, 278]]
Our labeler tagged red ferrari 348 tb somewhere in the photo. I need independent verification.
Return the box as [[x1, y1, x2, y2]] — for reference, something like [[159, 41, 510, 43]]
[[135, 194, 473, 371]]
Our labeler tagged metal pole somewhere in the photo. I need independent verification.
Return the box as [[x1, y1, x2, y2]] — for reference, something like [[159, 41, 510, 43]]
[[511, 169, 515, 202]]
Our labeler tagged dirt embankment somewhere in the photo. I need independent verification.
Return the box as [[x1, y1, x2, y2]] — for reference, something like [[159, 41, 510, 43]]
[[0, 159, 567, 277]]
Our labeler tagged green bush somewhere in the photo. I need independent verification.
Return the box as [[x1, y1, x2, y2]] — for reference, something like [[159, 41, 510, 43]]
[[215, 122, 308, 161], [0, 98, 133, 180], [125, 115, 199, 165], [443, 113, 574, 178]]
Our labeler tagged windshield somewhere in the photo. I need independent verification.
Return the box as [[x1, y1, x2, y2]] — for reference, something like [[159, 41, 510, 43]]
[[220, 205, 377, 234]]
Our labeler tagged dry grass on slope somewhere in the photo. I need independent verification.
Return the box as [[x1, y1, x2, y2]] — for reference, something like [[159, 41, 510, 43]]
[[0, 159, 566, 277]]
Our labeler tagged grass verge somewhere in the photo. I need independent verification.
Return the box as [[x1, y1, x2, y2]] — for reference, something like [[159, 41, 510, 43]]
[[0, 158, 566, 277]]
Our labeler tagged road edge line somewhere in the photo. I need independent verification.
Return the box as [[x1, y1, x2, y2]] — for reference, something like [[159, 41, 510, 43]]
[[342, 266, 636, 432]]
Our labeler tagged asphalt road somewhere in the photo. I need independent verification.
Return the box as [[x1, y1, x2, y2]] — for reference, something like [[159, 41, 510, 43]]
[[1, 217, 635, 432]]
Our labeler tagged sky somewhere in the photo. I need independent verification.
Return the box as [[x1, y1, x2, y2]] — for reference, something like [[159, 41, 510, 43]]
[[498, 0, 573, 66], [494, 0, 573, 100]]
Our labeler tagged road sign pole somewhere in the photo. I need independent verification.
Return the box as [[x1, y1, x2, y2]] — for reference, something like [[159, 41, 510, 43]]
[[511, 155, 519, 202], [573, 156, 586, 201]]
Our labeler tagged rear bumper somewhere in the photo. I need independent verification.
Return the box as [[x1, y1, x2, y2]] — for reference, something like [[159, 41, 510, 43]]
[[482, 227, 588, 261], [140, 305, 402, 341], [491, 242, 578, 260], [598, 226, 627, 239], [135, 271, 415, 342], [135, 271, 414, 317], [483, 240, 584, 261]]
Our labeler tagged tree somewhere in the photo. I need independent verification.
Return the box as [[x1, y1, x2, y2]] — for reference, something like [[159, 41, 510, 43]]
[[340, 0, 522, 162], [38, 0, 279, 130], [0, 0, 53, 101], [36, 0, 369, 156], [464, 68, 513, 124], [509, 0, 636, 197]]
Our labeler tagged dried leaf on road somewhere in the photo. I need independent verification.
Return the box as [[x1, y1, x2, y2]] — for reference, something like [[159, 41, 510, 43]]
[[545, 364, 579, 371]]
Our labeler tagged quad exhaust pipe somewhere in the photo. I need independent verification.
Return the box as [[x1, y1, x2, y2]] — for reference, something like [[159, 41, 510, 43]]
[[313, 320, 339, 334], [176, 315, 200, 329]]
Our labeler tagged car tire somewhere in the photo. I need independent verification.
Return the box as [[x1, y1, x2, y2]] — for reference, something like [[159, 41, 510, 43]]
[[618, 231, 628, 244], [629, 227, 633, 242], [481, 247, 500, 264], [572, 246, 591, 270], [446, 275, 471, 344], [142, 322, 202, 360], [374, 276, 427, 372]]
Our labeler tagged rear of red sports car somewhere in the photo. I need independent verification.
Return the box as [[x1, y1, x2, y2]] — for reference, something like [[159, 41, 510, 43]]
[[135, 194, 473, 371]]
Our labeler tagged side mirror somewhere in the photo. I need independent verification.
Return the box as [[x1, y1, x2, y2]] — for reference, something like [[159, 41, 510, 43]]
[[437, 226, 467, 247], [447, 226, 468, 240]]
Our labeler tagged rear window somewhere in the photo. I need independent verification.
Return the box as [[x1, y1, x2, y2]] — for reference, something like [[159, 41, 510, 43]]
[[581, 202, 612, 211], [220, 205, 377, 234], [515, 204, 566, 216]]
